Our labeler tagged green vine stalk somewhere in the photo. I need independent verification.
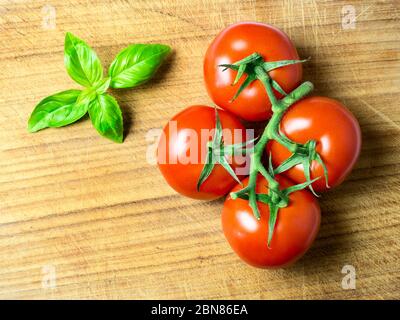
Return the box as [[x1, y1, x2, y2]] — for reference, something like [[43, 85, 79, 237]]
[[211, 53, 329, 245]]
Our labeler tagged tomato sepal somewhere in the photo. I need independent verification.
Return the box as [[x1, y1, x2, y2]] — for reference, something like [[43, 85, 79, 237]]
[[262, 58, 310, 73], [274, 139, 330, 196]]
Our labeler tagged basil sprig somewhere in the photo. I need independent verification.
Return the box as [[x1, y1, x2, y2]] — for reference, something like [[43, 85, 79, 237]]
[[28, 32, 171, 143]]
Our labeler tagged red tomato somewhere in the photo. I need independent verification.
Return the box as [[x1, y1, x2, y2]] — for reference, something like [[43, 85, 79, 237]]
[[157, 105, 249, 200], [222, 174, 320, 268], [204, 22, 302, 121], [269, 97, 362, 192]]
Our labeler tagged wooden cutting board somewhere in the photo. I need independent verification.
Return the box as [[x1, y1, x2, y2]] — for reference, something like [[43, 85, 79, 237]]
[[0, 0, 399, 299]]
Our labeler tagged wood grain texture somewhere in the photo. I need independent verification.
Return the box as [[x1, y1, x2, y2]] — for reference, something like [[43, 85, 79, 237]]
[[0, 0, 399, 299]]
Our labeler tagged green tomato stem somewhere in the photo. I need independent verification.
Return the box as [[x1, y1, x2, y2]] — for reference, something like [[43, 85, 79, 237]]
[[221, 53, 326, 245], [230, 67, 313, 218]]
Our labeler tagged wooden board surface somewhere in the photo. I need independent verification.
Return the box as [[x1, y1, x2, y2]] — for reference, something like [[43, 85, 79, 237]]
[[0, 0, 399, 299]]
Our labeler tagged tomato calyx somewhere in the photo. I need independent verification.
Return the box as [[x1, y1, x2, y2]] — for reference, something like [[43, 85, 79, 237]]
[[234, 174, 318, 247], [196, 108, 256, 191], [274, 139, 330, 196], [219, 53, 308, 102]]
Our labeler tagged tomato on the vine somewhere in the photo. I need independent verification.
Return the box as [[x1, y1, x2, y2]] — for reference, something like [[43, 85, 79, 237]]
[[204, 22, 303, 122], [222, 174, 320, 268], [268, 97, 362, 192], [157, 105, 249, 200]]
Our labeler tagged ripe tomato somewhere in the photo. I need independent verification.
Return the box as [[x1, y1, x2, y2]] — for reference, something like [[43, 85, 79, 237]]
[[204, 22, 302, 122], [157, 105, 249, 200], [222, 174, 320, 268], [269, 97, 362, 192]]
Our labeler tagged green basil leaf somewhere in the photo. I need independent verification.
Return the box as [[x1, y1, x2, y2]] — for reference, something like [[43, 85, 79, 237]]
[[28, 89, 88, 132], [64, 32, 103, 87], [88, 93, 123, 143], [108, 44, 171, 89]]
